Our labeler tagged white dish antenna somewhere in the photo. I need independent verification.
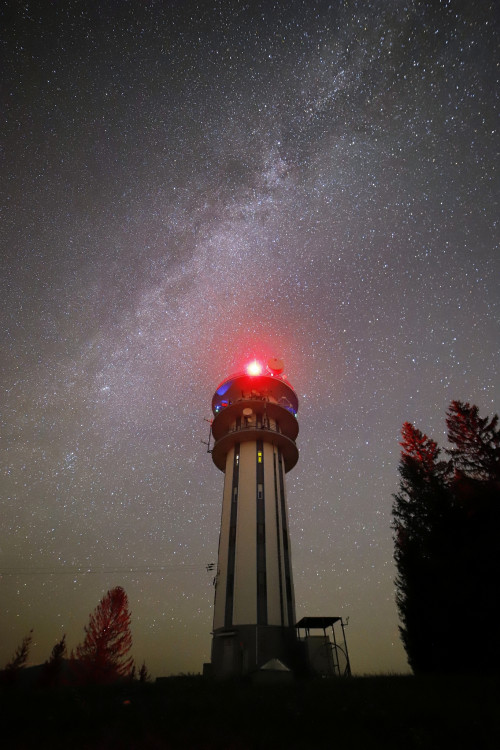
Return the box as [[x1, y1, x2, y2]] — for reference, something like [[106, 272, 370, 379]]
[[267, 357, 284, 375]]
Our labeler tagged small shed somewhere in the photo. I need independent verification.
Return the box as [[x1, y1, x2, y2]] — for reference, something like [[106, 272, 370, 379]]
[[296, 616, 351, 677]]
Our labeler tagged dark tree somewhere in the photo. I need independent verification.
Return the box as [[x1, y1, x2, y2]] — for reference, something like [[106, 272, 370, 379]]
[[446, 400, 500, 480], [4, 630, 33, 671], [138, 661, 151, 683], [75, 586, 133, 684], [1, 630, 33, 686], [40, 634, 67, 687], [393, 402, 500, 675]]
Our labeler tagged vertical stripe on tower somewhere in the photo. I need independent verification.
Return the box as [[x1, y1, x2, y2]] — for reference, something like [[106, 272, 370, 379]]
[[277, 447, 294, 627], [224, 444, 240, 627], [256, 440, 267, 625], [273, 447, 285, 626]]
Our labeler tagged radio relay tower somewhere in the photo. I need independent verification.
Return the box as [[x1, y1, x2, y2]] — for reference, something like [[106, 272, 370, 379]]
[[209, 357, 299, 678]]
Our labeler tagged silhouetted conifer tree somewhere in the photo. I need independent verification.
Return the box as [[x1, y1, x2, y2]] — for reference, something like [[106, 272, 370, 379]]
[[40, 634, 67, 687], [446, 400, 500, 480], [393, 402, 500, 674], [1, 630, 33, 686], [139, 661, 150, 682], [75, 586, 133, 684], [4, 630, 33, 671]]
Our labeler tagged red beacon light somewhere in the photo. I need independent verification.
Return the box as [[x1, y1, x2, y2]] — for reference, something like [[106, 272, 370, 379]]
[[246, 360, 263, 376]]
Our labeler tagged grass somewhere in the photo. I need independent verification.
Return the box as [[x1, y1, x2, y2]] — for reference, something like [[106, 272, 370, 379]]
[[2, 673, 499, 749]]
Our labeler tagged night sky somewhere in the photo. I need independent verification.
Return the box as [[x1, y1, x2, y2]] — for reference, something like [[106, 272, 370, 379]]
[[1, 0, 499, 677]]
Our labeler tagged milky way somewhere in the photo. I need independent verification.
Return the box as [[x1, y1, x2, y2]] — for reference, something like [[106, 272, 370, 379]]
[[1, 0, 498, 675]]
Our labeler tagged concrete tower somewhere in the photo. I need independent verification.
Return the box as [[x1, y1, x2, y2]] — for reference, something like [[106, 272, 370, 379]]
[[209, 358, 299, 678]]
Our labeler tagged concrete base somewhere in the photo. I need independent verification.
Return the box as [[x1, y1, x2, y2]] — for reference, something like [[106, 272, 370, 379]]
[[211, 624, 299, 679]]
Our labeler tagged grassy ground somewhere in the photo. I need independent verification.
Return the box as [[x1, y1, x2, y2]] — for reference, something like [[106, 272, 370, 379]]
[[2, 673, 499, 749]]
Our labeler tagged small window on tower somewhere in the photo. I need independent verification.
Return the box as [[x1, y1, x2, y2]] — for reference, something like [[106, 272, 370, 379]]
[[257, 451, 263, 464]]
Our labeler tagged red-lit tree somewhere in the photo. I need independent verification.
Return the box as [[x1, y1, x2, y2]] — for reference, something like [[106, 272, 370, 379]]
[[446, 400, 500, 481], [393, 402, 500, 674], [75, 586, 133, 684]]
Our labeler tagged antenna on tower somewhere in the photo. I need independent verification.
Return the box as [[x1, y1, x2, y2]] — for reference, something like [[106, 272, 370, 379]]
[[201, 418, 213, 453]]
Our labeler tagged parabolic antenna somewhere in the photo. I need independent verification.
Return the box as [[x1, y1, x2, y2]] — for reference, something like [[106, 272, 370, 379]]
[[267, 357, 284, 375]]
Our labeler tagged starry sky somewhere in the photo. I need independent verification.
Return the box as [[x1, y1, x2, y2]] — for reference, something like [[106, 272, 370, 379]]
[[1, 0, 499, 677]]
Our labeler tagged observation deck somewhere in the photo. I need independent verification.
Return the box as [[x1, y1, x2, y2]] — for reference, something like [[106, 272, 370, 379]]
[[210, 363, 299, 472]]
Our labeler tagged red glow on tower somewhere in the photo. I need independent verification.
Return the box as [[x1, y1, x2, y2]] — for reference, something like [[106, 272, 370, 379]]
[[246, 360, 263, 376]]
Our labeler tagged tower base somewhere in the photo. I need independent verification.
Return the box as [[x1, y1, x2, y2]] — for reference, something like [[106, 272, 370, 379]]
[[211, 625, 299, 679]]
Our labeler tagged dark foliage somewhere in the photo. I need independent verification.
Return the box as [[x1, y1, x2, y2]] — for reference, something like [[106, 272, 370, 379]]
[[446, 400, 500, 480], [393, 401, 500, 674], [3, 629, 33, 671], [73, 586, 133, 685], [138, 660, 151, 683], [1, 675, 499, 750], [0, 630, 33, 686], [40, 635, 67, 687]]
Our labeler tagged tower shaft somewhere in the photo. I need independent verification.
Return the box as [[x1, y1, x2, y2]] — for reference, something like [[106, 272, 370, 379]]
[[215, 441, 295, 631]]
